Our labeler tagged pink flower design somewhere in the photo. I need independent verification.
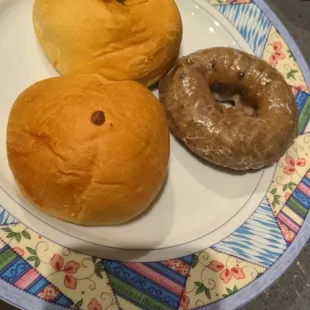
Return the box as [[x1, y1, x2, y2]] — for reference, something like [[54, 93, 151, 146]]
[[277, 220, 296, 243], [283, 155, 306, 175], [208, 260, 245, 284], [208, 260, 225, 272], [296, 85, 307, 93], [13, 247, 24, 256], [269, 42, 285, 66], [50, 254, 80, 290], [63, 261, 80, 274], [64, 275, 77, 290], [231, 267, 245, 280], [220, 269, 232, 284], [180, 294, 190, 310], [163, 259, 190, 276], [88, 298, 103, 310], [51, 254, 64, 271], [284, 192, 291, 201], [38, 284, 59, 301]]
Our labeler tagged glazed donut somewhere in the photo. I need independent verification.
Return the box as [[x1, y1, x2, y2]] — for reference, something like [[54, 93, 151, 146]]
[[158, 47, 298, 170]]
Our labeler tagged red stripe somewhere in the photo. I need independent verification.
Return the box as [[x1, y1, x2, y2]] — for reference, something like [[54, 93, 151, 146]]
[[298, 183, 310, 197], [14, 269, 40, 290], [277, 212, 300, 233], [124, 263, 183, 296]]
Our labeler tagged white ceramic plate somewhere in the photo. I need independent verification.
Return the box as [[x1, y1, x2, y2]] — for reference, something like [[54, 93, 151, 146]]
[[0, 0, 275, 262]]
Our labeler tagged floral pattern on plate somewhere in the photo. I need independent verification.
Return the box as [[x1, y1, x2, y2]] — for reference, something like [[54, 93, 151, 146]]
[[180, 248, 266, 309], [0, 224, 117, 310], [0, 238, 73, 307], [263, 26, 309, 93], [266, 134, 310, 216], [206, 0, 252, 5]]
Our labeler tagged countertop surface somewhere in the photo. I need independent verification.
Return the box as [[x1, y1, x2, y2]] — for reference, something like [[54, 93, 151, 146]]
[[1, 0, 309, 309]]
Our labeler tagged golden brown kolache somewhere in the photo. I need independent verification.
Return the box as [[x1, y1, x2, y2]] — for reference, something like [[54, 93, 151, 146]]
[[159, 47, 298, 170], [32, 0, 182, 87]]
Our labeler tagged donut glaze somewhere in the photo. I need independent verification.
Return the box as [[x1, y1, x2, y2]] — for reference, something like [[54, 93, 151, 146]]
[[158, 47, 298, 170]]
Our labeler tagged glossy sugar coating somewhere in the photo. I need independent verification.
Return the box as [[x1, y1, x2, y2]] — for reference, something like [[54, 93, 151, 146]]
[[159, 47, 298, 170]]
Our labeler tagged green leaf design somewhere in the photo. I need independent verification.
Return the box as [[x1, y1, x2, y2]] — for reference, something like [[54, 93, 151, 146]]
[[7, 232, 16, 238], [196, 286, 205, 295], [95, 269, 103, 279], [233, 285, 238, 293], [27, 256, 37, 262], [290, 182, 296, 186], [26, 247, 37, 255], [1, 228, 12, 233], [92, 257, 97, 264], [194, 281, 204, 288], [274, 195, 281, 200], [95, 260, 104, 268], [22, 231, 31, 240], [289, 184, 293, 191], [75, 299, 83, 309], [35, 259, 40, 269], [192, 255, 199, 268], [272, 201, 276, 207], [222, 294, 229, 298], [15, 233, 21, 243], [283, 184, 288, 191], [287, 69, 298, 80], [275, 199, 280, 205], [227, 288, 233, 295], [204, 288, 211, 299], [271, 188, 277, 195]]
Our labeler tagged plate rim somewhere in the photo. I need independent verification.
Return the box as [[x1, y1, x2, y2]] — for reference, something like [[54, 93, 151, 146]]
[[201, 0, 310, 309], [0, 0, 276, 261], [0, 0, 309, 309]]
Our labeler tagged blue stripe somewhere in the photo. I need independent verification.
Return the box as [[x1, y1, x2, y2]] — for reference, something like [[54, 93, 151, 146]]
[[0, 205, 18, 225], [146, 262, 186, 285], [53, 294, 73, 307], [295, 91, 309, 114], [0, 256, 20, 277], [0, 245, 9, 255], [27, 276, 48, 295], [292, 190, 310, 209], [217, 3, 272, 56], [0, 259, 30, 284], [214, 199, 287, 267], [105, 262, 180, 307], [0, 211, 4, 224], [179, 255, 193, 265], [303, 176, 310, 187]]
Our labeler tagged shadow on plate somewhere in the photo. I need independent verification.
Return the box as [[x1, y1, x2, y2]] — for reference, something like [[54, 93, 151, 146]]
[[171, 135, 272, 199]]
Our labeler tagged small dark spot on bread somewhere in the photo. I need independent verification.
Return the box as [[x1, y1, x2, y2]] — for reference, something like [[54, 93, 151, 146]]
[[91, 111, 105, 126], [180, 73, 186, 79], [239, 72, 245, 78], [211, 62, 216, 69]]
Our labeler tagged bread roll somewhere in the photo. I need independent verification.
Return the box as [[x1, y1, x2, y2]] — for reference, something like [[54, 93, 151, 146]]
[[7, 75, 170, 225], [33, 0, 182, 87]]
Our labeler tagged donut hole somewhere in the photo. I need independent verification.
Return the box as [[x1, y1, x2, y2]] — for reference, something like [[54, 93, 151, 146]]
[[211, 83, 257, 116]]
